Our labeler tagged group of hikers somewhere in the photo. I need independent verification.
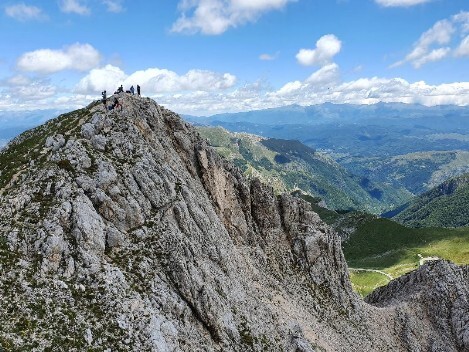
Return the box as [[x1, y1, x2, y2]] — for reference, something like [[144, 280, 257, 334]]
[[101, 84, 141, 111]]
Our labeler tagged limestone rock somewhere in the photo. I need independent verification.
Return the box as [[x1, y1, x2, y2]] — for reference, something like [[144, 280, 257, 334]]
[[0, 94, 467, 351]]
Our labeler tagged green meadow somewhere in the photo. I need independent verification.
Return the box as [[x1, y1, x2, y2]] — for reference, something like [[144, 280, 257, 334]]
[[342, 217, 469, 296]]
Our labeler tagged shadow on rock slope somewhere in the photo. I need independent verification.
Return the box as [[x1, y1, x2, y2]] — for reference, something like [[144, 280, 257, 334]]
[[0, 94, 467, 351]]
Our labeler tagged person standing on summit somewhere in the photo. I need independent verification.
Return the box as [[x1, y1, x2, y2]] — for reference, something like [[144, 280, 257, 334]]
[[130, 85, 135, 95], [101, 90, 107, 108], [137, 85, 141, 96]]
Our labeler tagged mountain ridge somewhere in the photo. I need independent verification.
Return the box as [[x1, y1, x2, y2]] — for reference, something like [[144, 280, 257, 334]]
[[185, 103, 469, 198], [196, 126, 409, 213], [391, 172, 469, 227], [0, 94, 467, 351]]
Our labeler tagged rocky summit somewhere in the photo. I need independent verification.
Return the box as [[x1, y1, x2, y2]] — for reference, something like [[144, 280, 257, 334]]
[[0, 94, 468, 351]]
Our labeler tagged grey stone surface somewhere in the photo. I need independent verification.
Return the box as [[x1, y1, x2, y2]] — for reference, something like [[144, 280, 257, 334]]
[[0, 95, 467, 351]]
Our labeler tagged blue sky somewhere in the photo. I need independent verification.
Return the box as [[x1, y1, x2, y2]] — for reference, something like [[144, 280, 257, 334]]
[[0, 0, 468, 115]]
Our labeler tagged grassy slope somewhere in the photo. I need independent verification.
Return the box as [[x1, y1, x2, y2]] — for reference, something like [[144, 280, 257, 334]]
[[0, 106, 93, 191], [197, 126, 409, 214], [294, 192, 469, 296], [342, 216, 469, 296], [393, 173, 469, 228]]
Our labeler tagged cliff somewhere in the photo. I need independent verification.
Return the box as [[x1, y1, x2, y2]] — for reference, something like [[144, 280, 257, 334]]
[[0, 94, 467, 351]]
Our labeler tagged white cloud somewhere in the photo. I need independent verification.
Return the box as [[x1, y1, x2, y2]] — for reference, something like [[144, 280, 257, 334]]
[[392, 13, 469, 68], [7, 75, 31, 86], [412, 47, 451, 68], [259, 53, 278, 61], [16, 83, 57, 100], [3, 62, 469, 115], [276, 80, 303, 96], [102, 0, 124, 13], [375, 0, 432, 7], [5, 3, 46, 21], [264, 75, 469, 112], [59, 0, 90, 15], [455, 35, 469, 57], [392, 19, 455, 68], [151, 75, 469, 116], [296, 35, 342, 66], [171, 0, 295, 35], [2, 72, 469, 115], [0, 76, 57, 105], [127, 68, 237, 92], [17, 43, 101, 74], [306, 63, 339, 85], [453, 11, 469, 33], [75, 65, 127, 93], [75, 65, 237, 94]]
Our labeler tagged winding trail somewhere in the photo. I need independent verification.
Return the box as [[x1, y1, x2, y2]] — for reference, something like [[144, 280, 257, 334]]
[[349, 268, 393, 280]]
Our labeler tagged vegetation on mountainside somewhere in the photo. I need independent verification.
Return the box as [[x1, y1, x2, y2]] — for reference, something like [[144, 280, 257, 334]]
[[342, 215, 469, 296], [187, 104, 469, 198], [197, 126, 410, 214], [392, 173, 469, 228], [0, 107, 92, 191], [340, 151, 469, 195], [295, 193, 469, 296]]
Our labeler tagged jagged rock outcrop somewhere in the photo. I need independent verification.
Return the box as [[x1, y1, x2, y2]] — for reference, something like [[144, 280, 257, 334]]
[[0, 94, 467, 351]]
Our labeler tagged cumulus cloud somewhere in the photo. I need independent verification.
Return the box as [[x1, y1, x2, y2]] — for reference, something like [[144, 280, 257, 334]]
[[17, 43, 101, 74], [59, 0, 90, 15], [411, 47, 451, 68], [392, 12, 469, 68], [75, 65, 237, 94], [266, 75, 469, 110], [3, 62, 469, 115], [306, 63, 339, 85], [171, 0, 295, 35], [392, 19, 454, 68], [375, 0, 432, 7], [2, 72, 469, 115], [153, 76, 469, 116], [296, 35, 342, 66], [0, 76, 57, 105], [455, 35, 469, 57], [5, 3, 46, 21], [453, 11, 469, 33], [75, 65, 127, 93], [6, 75, 31, 86], [102, 0, 124, 13]]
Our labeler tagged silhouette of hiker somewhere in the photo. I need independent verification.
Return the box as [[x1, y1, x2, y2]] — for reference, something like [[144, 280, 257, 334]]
[[115, 98, 122, 111], [101, 90, 107, 107], [137, 85, 141, 96], [130, 85, 135, 95]]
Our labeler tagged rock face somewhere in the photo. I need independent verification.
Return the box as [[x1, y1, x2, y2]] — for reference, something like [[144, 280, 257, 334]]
[[0, 94, 467, 351]]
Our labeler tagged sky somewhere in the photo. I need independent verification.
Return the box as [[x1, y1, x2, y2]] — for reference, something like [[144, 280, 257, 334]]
[[0, 0, 468, 116]]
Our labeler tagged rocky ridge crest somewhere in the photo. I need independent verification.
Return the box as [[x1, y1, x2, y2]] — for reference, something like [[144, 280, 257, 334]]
[[0, 94, 467, 351]]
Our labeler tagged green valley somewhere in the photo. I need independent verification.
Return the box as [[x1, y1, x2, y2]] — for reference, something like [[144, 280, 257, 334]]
[[197, 126, 410, 214], [198, 125, 469, 298], [318, 208, 469, 296]]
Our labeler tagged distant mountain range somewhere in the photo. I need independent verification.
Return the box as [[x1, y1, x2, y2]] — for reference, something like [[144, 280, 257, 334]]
[[196, 126, 409, 214], [0, 109, 64, 148], [185, 103, 469, 196]]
